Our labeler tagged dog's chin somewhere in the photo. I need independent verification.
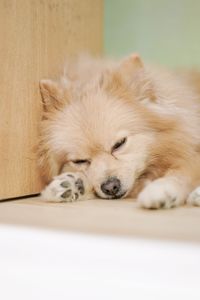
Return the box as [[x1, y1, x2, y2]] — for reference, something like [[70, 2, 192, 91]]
[[94, 190, 127, 200]]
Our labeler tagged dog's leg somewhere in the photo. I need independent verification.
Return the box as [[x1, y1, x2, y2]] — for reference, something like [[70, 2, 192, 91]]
[[137, 175, 190, 209], [187, 187, 200, 206], [40, 172, 92, 202]]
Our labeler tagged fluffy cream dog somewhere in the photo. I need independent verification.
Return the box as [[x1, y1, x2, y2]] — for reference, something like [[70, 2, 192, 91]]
[[38, 54, 200, 209]]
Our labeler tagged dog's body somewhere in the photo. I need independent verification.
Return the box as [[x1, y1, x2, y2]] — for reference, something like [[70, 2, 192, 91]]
[[38, 54, 200, 208]]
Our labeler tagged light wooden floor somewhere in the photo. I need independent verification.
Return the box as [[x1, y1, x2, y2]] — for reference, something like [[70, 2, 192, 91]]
[[0, 196, 200, 243]]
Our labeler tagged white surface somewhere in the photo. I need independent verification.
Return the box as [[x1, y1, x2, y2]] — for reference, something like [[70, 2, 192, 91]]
[[0, 224, 200, 300]]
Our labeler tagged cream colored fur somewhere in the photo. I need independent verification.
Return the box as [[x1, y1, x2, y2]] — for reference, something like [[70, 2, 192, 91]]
[[38, 54, 200, 209]]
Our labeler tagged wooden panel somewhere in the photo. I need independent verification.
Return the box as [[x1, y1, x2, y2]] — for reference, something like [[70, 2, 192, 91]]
[[0, 0, 103, 200]]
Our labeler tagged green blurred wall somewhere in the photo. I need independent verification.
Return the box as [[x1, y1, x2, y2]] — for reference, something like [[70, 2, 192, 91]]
[[105, 0, 200, 67]]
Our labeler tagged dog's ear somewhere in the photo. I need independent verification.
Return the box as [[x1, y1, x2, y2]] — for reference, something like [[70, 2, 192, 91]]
[[39, 79, 70, 111], [118, 54, 156, 102], [119, 53, 143, 81]]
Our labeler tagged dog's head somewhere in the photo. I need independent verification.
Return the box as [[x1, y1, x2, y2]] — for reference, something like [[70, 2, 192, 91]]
[[39, 54, 170, 199]]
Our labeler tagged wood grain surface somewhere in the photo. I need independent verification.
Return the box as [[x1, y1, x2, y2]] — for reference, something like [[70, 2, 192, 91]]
[[0, 0, 103, 199]]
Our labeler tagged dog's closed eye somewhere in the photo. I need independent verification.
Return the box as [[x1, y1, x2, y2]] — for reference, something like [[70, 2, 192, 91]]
[[72, 159, 91, 165], [111, 137, 127, 153]]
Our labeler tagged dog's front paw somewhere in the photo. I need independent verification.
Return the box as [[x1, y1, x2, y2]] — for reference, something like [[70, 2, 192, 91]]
[[137, 178, 184, 209], [41, 173, 86, 203], [187, 186, 200, 206]]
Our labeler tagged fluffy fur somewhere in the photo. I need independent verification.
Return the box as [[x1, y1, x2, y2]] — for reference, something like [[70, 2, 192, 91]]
[[38, 54, 200, 208]]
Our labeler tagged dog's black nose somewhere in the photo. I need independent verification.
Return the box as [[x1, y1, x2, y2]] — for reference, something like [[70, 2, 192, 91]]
[[101, 177, 121, 196]]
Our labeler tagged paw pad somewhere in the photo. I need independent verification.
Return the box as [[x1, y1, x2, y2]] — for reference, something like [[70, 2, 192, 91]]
[[41, 173, 86, 202], [60, 181, 70, 188], [75, 178, 85, 195], [61, 189, 72, 199]]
